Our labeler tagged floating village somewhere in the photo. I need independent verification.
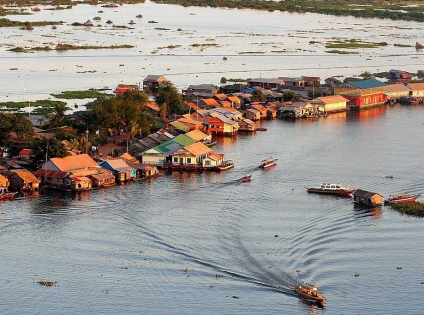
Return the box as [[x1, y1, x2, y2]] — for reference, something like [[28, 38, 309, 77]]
[[1, 69, 424, 211], [2, 68, 424, 306]]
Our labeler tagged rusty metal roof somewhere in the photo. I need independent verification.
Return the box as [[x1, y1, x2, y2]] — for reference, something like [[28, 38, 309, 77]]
[[49, 154, 98, 171]]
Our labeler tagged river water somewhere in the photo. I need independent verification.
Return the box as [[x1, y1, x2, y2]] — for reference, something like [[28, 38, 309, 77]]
[[1, 103, 424, 314]]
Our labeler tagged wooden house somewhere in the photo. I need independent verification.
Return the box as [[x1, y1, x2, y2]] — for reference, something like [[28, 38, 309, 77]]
[[248, 78, 285, 90], [100, 158, 136, 182], [142, 75, 166, 93], [170, 142, 212, 171], [198, 98, 221, 109], [19, 149, 32, 160], [202, 153, 225, 171], [334, 79, 388, 110], [207, 115, 239, 136], [324, 76, 342, 87], [141, 139, 184, 167], [302, 76, 321, 87], [145, 101, 160, 117], [185, 129, 212, 144], [40, 153, 115, 190], [310, 95, 348, 113], [220, 84, 249, 94], [406, 83, 424, 98], [352, 189, 383, 207], [183, 84, 219, 96], [251, 104, 268, 120], [266, 105, 278, 119], [113, 84, 139, 97], [120, 153, 160, 179], [277, 101, 317, 119], [244, 108, 261, 121], [278, 76, 305, 88], [2, 169, 40, 192], [34, 169, 92, 191], [388, 69, 411, 83], [384, 84, 411, 103], [238, 118, 257, 132]]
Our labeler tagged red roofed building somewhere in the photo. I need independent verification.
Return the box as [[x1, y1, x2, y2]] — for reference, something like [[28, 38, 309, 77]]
[[113, 84, 140, 97]]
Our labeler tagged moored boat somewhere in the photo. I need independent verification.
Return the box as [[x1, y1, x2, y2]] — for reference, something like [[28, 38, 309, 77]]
[[0, 186, 17, 201], [295, 284, 326, 304], [384, 193, 421, 205], [306, 183, 355, 197], [238, 174, 252, 183], [219, 159, 234, 171], [259, 157, 277, 169]]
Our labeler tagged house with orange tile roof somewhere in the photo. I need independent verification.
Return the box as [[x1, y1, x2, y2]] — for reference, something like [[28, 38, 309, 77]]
[[170, 142, 213, 171], [202, 153, 225, 171], [146, 101, 160, 117]]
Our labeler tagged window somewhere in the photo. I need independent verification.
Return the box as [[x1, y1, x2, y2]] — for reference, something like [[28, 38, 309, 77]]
[[187, 158, 192, 164], [173, 157, 178, 163], [205, 160, 211, 166]]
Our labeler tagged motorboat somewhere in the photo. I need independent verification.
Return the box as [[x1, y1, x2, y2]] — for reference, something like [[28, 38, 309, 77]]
[[306, 183, 355, 197], [238, 175, 252, 183], [384, 193, 421, 205], [259, 157, 277, 169], [219, 160, 234, 171], [295, 284, 326, 304]]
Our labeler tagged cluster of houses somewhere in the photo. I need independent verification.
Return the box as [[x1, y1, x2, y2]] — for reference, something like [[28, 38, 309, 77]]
[[0, 149, 161, 193], [1, 70, 424, 195]]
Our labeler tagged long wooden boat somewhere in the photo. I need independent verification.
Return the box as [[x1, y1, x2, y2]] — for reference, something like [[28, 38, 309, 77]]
[[219, 160, 234, 171], [259, 157, 278, 169], [384, 193, 421, 205], [295, 284, 326, 304], [306, 183, 355, 197], [238, 175, 252, 183]]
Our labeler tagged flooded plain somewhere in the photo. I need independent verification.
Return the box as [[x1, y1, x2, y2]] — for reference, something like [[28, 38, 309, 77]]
[[1, 0, 424, 103]]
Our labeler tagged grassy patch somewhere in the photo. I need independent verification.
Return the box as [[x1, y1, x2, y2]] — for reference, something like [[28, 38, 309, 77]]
[[326, 50, 359, 55], [390, 202, 424, 217], [51, 89, 110, 99]]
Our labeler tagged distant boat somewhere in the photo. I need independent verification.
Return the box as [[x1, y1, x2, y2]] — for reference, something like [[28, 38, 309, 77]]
[[306, 183, 355, 197], [219, 159, 234, 171], [384, 193, 421, 205], [259, 157, 277, 169], [238, 174, 252, 183], [295, 283, 326, 305]]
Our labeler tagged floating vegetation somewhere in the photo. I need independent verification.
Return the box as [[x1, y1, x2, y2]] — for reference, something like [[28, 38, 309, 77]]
[[394, 43, 413, 47], [326, 50, 359, 55], [0, 100, 66, 110], [148, 20, 158, 23], [0, 18, 62, 28], [155, 27, 170, 30], [238, 51, 265, 54], [55, 43, 134, 50], [51, 89, 108, 99], [390, 202, 424, 217], [190, 43, 219, 47], [37, 280, 57, 287]]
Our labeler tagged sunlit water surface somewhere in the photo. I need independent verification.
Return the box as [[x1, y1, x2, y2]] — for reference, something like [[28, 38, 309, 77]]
[[1, 104, 424, 314]]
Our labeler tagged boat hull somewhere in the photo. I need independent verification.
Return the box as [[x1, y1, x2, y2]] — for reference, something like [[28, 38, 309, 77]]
[[307, 188, 355, 197], [384, 194, 420, 205]]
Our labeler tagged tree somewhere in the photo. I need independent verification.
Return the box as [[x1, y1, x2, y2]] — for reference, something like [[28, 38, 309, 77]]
[[283, 91, 295, 102], [0, 113, 34, 141], [31, 137, 69, 169], [48, 103, 71, 128], [251, 88, 266, 102], [220, 77, 227, 84], [154, 80, 183, 117], [360, 71, 374, 79]]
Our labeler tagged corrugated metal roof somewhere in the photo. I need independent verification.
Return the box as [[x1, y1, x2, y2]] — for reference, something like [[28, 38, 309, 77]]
[[407, 83, 424, 91], [34, 169, 68, 179], [385, 84, 410, 93], [101, 158, 133, 170], [49, 154, 98, 171], [316, 95, 349, 104], [352, 189, 382, 198], [10, 170, 41, 183], [170, 121, 190, 132], [172, 134, 196, 147], [349, 78, 387, 89], [186, 129, 208, 141]]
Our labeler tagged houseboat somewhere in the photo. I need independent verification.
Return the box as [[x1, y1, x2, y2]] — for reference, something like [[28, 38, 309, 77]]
[[352, 189, 383, 207]]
